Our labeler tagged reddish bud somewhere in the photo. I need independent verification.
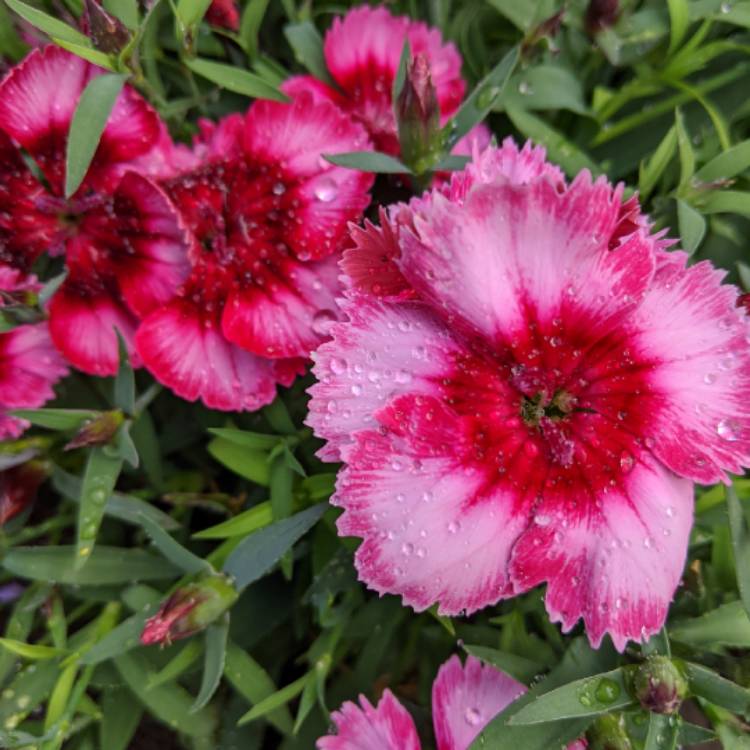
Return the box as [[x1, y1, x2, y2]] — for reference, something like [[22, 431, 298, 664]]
[[0, 461, 47, 526], [737, 293, 750, 314], [141, 574, 238, 646], [205, 0, 240, 31], [523, 9, 565, 54], [84, 0, 130, 54], [585, 0, 620, 35], [65, 410, 124, 451], [633, 656, 688, 715]]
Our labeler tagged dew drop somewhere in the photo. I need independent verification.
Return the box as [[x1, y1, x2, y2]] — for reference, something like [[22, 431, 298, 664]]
[[329, 357, 346, 374], [312, 309, 337, 335], [594, 678, 621, 704], [619, 451, 634, 474], [718, 417, 741, 441], [271, 181, 286, 196], [703, 372, 717, 384], [464, 707, 482, 726], [447, 520, 460, 534], [401, 542, 414, 556], [351, 383, 363, 396], [314, 177, 338, 203]]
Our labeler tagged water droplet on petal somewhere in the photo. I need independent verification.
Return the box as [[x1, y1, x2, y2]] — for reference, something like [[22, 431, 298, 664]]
[[314, 177, 338, 202], [718, 418, 741, 441], [312, 309, 337, 336], [619, 451, 634, 473], [464, 707, 482, 726]]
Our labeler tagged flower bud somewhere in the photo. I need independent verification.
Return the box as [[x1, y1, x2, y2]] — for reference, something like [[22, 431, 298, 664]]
[[141, 574, 238, 646], [585, 0, 619, 35], [587, 713, 632, 750], [65, 410, 124, 451], [737, 293, 750, 315], [396, 53, 441, 171], [0, 461, 47, 526], [84, 0, 130, 54], [633, 656, 688, 715]]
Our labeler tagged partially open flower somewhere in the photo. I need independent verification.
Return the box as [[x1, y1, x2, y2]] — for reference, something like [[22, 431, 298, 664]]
[[633, 656, 688, 715]]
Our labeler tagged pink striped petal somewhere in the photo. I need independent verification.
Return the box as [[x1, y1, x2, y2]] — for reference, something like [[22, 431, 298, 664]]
[[432, 656, 526, 750], [317, 689, 420, 750], [510, 455, 693, 651]]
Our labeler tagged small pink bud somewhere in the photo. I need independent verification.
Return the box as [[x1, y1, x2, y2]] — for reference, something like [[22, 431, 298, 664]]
[[633, 656, 688, 715]]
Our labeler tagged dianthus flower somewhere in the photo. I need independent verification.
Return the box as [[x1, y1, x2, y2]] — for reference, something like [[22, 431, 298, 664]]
[[0, 46, 189, 375], [135, 93, 373, 411], [309, 139, 750, 650], [318, 654, 587, 750], [282, 6, 465, 156], [0, 266, 67, 439]]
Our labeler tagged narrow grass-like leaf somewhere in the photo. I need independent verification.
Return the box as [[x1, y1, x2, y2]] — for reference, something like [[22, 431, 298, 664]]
[[65, 74, 128, 198], [508, 667, 634, 724], [224, 640, 293, 735], [679, 721, 716, 745], [4, 0, 90, 45], [237, 673, 309, 725], [113, 332, 135, 414], [727, 483, 750, 618], [138, 512, 211, 575], [642, 628, 671, 657], [239, 0, 270, 57], [0, 638, 66, 660], [444, 45, 519, 148], [700, 190, 750, 217], [208, 437, 271, 485], [667, 0, 690, 54], [645, 712, 680, 750], [676, 199, 706, 255], [4, 546, 180, 585], [51, 39, 116, 69], [674, 109, 695, 191], [638, 125, 677, 200], [148, 639, 203, 689], [175, 0, 212, 28], [193, 502, 273, 540], [223, 504, 326, 590], [99, 688, 142, 750], [670, 600, 750, 648], [80, 605, 159, 666], [114, 651, 215, 737], [392, 39, 410, 108], [185, 58, 289, 101], [44, 662, 77, 731], [696, 138, 750, 181], [284, 21, 333, 85], [464, 645, 545, 683], [10, 408, 97, 431], [686, 662, 750, 716], [191, 621, 228, 712], [76, 446, 124, 567], [323, 151, 411, 173], [0, 660, 58, 726], [208, 428, 280, 450]]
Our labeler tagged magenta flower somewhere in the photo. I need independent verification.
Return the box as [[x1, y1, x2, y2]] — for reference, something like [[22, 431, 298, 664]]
[[308, 139, 750, 650], [0, 47, 189, 375], [282, 6, 465, 156], [135, 93, 373, 411], [0, 266, 67, 439], [318, 654, 586, 750]]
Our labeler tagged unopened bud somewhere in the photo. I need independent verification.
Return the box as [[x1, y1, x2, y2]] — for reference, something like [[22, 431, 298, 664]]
[[205, 0, 240, 31], [585, 0, 619, 35], [65, 410, 124, 451], [141, 574, 238, 646], [587, 713, 632, 750], [0, 460, 48, 526], [84, 0, 130, 54], [737, 293, 750, 315], [633, 656, 688, 715], [396, 53, 441, 171]]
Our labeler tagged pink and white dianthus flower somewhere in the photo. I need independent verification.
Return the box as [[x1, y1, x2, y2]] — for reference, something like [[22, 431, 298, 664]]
[[318, 654, 587, 750], [282, 5, 465, 156], [0, 266, 67, 439], [308, 139, 750, 650], [135, 93, 373, 412], [0, 46, 189, 376]]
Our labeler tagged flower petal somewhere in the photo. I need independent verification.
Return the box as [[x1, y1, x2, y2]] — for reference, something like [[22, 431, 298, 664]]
[[509, 455, 693, 651], [334, 394, 531, 616], [317, 689, 420, 750], [136, 298, 281, 411], [432, 655, 526, 750]]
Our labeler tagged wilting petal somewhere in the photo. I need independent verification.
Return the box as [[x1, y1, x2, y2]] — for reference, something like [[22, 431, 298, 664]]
[[510, 456, 693, 651], [136, 298, 280, 411], [222, 254, 341, 359], [48, 280, 140, 375], [432, 656, 526, 750], [335, 394, 532, 615], [630, 251, 750, 483], [0, 130, 62, 269], [0, 46, 160, 194], [307, 296, 458, 460], [317, 689, 421, 750]]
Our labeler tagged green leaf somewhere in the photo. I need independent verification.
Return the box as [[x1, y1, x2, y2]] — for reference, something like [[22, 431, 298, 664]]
[[80, 605, 160, 666], [223, 503, 326, 590], [3, 546, 180, 585], [671, 600, 750, 649], [239, 0, 270, 57], [193, 502, 273, 539], [392, 39, 410, 109], [676, 199, 706, 255], [10, 408, 97, 431], [148, 639, 204, 689], [3, 0, 90, 45], [506, 106, 600, 176], [645, 712, 680, 750], [674, 109, 696, 191], [323, 151, 411, 174], [175, 0, 212, 28], [65, 73, 128, 198], [76, 446, 124, 566], [687, 662, 750, 717], [0, 637, 66, 660], [696, 139, 750, 181], [284, 21, 333, 86], [191, 621, 228, 712], [0, 660, 58, 727], [224, 640, 293, 735], [727, 484, 750, 619], [99, 688, 143, 750], [638, 125, 677, 201], [502, 66, 588, 115], [208, 437, 271, 485], [237, 672, 309, 725], [208, 428, 280, 451], [53, 467, 178, 531], [115, 420, 139, 468], [667, 0, 690, 54], [679, 721, 716, 745], [185, 58, 289, 102], [508, 667, 634, 725], [113, 332, 135, 414], [445, 45, 519, 148], [642, 628, 671, 657], [103, 0, 138, 27], [0, 0, 27, 59], [464, 645, 545, 683], [114, 651, 216, 737], [51, 38, 117, 69], [138, 512, 212, 576], [700, 190, 750, 217], [433, 154, 471, 171]]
